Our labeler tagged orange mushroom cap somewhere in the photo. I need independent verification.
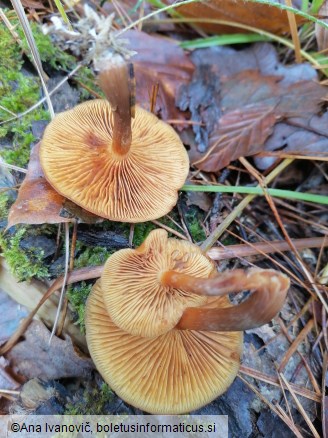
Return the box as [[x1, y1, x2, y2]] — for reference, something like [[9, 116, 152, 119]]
[[39, 100, 189, 223], [100, 229, 213, 337], [86, 280, 242, 414], [86, 229, 289, 414]]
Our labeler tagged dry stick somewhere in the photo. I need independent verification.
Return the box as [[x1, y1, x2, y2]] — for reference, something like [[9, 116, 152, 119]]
[[240, 157, 328, 314], [56, 220, 78, 337], [256, 152, 328, 161], [278, 317, 321, 395], [151, 219, 188, 241], [0, 265, 103, 355], [285, 0, 302, 63], [255, 299, 314, 354], [238, 374, 303, 438], [48, 222, 70, 346], [276, 370, 294, 423], [207, 237, 327, 261], [200, 159, 293, 252], [150, 83, 160, 114], [239, 365, 320, 402], [280, 373, 321, 438], [0, 161, 27, 174]]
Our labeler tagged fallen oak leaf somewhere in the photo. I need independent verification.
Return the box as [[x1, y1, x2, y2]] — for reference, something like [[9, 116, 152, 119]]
[[254, 112, 328, 169], [6, 320, 94, 380]]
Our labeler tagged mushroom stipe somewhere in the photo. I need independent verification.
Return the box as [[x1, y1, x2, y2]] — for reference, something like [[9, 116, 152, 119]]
[[85, 229, 290, 414]]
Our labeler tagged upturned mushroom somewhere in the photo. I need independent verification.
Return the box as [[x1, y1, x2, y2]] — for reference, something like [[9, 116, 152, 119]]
[[86, 229, 289, 413], [40, 61, 189, 223]]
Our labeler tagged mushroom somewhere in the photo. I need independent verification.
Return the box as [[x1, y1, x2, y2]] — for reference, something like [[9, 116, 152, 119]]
[[86, 229, 289, 413], [86, 280, 242, 414], [40, 62, 189, 223]]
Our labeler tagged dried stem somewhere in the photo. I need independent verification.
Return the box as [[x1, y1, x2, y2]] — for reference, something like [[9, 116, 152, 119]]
[[161, 268, 290, 331], [98, 61, 133, 156]]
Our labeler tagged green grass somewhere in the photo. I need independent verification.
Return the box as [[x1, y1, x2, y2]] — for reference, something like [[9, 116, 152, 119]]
[[180, 33, 271, 49], [181, 184, 328, 205]]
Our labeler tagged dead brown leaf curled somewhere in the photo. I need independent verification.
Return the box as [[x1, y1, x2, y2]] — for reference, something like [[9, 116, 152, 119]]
[[165, 0, 304, 35], [7, 143, 70, 228], [190, 104, 278, 172], [7, 143, 102, 227]]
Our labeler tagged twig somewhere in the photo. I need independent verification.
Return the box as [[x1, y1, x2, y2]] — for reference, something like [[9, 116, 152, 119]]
[[238, 374, 304, 437], [207, 237, 328, 261], [239, 365, 320, 402], [200, 159, 293, 251], [279, 373, 321, 438]]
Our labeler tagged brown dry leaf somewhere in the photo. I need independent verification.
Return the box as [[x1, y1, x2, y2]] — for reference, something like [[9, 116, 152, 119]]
[[21, 0, 46, 9], [315, 1, 328, 51], [7, 143, 70, 228], [7, 143, 101, 227], [255, 114, 328, 169], [191, 104, 277, 172], [178, 43, 328, 171], [6, 320, 94, 380], [125, 30, 194, 121], [166, 0, 303, 35]]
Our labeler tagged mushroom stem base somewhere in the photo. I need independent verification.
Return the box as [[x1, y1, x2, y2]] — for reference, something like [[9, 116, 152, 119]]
[[161, 269, 290, 331]]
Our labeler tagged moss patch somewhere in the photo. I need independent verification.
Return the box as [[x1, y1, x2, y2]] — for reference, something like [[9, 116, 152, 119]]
[[67, 281, 92, 333], [65, 383, 114, 415], [0, 11, 76, 167], [0, 227, 49, 281]]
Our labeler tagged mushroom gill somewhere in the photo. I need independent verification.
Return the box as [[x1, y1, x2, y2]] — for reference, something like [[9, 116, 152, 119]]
[[86, 280, 242, 414]]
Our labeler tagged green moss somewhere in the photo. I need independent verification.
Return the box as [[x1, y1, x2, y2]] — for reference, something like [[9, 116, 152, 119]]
[[65, 383, 114, 415], [0, 228, 49, 281], [133, 222, 157, 247], [67, 281, 92, 333], [74, 242, 113, 268], [0, 192, 10, 220], [0, 12, 76, 167], [184, 208, 206, 242]]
